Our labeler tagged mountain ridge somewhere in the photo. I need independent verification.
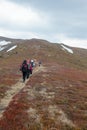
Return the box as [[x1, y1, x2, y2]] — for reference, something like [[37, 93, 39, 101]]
[[0, 36, 87, 70]]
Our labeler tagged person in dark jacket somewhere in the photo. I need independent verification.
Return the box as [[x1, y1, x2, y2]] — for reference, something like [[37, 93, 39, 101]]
[[20, 60, 28, 82], [27, 60, 33, 78], [29, 63, 33, 75], [27, 59, 30, 79]]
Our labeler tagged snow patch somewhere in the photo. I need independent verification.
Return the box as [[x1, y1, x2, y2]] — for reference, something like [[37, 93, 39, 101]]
[[0, 40, 11, 46], [0, 47, 5, 51], [61, 45, 73, 54], [7, 45, 17, 52], [0, 40, 11, 51]]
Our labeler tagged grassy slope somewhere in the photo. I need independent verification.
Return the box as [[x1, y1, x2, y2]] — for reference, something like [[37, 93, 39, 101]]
[[0, 39, 87, 130]]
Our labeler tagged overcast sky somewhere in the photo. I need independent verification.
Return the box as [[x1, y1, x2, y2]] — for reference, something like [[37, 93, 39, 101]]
[[0, 0, 87, 48]]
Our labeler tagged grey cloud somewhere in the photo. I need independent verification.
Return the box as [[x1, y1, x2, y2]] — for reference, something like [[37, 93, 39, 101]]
[[8, 0, 87, 12], [1, 0, 87, 43]]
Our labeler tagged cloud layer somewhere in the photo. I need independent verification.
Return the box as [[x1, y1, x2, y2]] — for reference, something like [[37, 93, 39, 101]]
[[0, 0, 87, 48]]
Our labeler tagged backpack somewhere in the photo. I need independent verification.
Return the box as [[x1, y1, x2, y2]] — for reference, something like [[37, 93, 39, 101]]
[[22, 64, 28, 72]]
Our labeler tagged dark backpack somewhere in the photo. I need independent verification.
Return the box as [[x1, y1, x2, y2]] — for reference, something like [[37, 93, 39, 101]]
[[22, 64, 28, 72]]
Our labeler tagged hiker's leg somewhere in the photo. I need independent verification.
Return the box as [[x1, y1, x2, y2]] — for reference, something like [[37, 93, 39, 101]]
[[25, 72, 27, 79], [22, 72, 24, 82], [31, 70, 32, 74], [27, 70, 30, 78], [30, 69, 32, 74], [23, 72, 26, 82]]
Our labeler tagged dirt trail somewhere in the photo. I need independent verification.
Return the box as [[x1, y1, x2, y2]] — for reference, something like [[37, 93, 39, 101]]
[[0, 65, 45, 118]]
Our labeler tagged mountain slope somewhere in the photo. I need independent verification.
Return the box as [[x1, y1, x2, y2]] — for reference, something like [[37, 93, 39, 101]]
[[0, 38, 87, 69], [0, 37, 87, 130]]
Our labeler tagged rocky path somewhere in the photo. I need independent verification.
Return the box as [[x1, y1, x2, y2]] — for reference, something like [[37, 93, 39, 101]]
[[0, 65, 45, 118]]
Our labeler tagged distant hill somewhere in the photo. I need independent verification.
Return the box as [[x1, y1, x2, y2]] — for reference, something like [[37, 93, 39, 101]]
[[0, 36, 87, 70]]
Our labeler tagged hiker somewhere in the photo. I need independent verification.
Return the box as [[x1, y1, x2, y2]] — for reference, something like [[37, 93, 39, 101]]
[[20, 60, 28, 82], [39, 61, 42, 66], [27, 60, 31, 79], [29, 63, 33, 75], [32, 60, 36, 67], [26, 59, 33, 78], [31, 59, 34, 67]]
